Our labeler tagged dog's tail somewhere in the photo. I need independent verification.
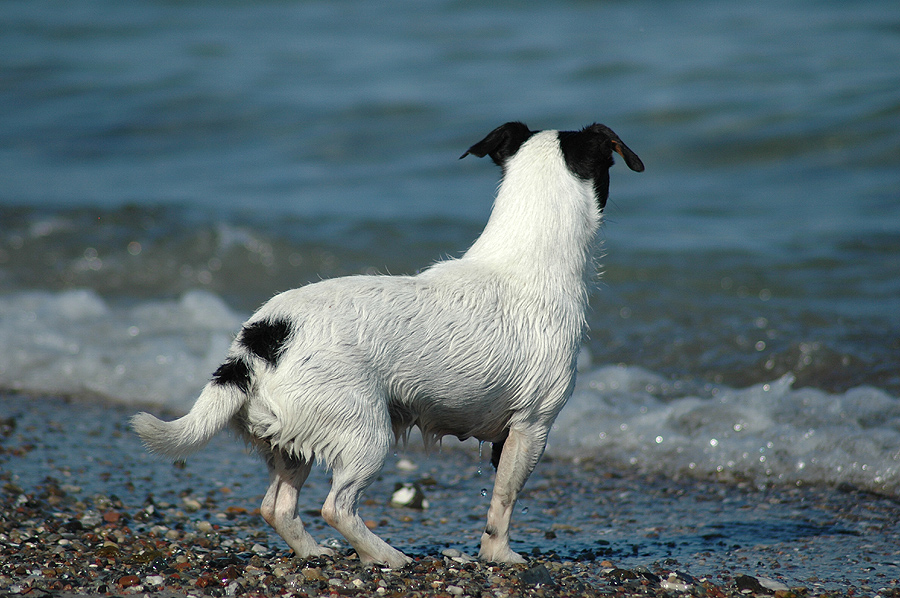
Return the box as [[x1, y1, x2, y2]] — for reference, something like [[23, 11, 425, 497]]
[[131, 356, 252, 461]]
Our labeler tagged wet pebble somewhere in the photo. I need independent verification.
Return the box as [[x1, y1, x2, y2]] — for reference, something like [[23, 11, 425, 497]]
[[736, 574, 768, 594], [518, 563, 555, 587], [195, 520, 214, 533], [389, 482, 429, 509], [660, 570, 696, 592]]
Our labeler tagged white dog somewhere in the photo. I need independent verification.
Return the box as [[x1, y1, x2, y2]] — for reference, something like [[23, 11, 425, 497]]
[[132, 122, 643, 567]]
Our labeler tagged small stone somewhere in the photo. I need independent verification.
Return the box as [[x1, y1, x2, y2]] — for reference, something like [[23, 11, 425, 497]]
[[195, 520, 213, 533], [117, 574, 140, 588], [301, 567, 326, 581], [183, 498, 202, 512], [396, 458, 418, 471], [447, 584, 465, 595], [80, 510, 102, 528], [95, 544, 120, 558], [758, 576, 790, 592], [605, 568, 639, 582], [390, 482, 429, 509], [518, 563, 555, 588], [735, 574, 766, 594], [218, 565, 241, 583], [661, 572, 693, 592]]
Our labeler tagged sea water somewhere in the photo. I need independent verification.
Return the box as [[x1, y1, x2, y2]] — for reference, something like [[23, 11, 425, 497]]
[[1, 0, 899, 496]]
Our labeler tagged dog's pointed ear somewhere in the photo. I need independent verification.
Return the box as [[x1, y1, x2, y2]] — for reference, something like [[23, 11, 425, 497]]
[[460, 122, 533, 166]]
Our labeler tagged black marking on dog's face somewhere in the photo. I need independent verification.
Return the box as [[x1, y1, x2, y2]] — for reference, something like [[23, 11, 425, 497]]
[[212, 357, 252, 393], [460, 121, 534, 167], [239, 318, 293, 366], [558, 123, 644, 210]]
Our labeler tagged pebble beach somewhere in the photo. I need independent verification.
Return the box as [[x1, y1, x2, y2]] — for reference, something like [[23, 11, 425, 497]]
[[2, 394, 899, 598]]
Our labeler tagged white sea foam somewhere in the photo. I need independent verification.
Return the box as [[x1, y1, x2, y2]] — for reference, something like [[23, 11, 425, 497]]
[[0, 289, 243, 410], [552, 365, 900, 495], [1, 289, 898, 495]]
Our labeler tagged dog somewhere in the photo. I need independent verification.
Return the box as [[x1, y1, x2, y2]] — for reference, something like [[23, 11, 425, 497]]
[[132, 122, 643, 567]]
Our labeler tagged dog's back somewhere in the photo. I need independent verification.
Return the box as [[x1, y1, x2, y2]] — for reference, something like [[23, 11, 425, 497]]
[[234, 261, 581, 460]]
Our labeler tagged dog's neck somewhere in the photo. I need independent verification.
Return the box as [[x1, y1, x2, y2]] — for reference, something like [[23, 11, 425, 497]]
[[461, 131, 601, 298]]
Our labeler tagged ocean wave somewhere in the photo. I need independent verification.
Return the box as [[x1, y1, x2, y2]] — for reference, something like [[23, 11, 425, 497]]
[[0, 289, 242, 409], [552, 365, 900, 496]]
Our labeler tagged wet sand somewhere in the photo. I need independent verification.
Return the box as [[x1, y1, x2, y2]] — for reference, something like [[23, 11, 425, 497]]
[[2, 393, 899, 597]]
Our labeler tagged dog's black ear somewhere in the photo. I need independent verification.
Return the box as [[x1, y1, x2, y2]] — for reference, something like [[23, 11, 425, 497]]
[[610, 137, 644, 173], [587, 123, 644, 172], [460, 122, 534, 166]]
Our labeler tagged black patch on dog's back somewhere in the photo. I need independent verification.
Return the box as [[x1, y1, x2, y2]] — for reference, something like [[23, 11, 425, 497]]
[[210, 318, 293, 394], [239, 318, 293, 367], [212, 357, 252, 393]]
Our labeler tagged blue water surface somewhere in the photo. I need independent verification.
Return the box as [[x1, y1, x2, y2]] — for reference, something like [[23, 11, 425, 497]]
[[1, 0, 898, 394]]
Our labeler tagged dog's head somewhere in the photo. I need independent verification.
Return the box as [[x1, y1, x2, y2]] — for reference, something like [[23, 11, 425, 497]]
[[461, 122, 644, 210]]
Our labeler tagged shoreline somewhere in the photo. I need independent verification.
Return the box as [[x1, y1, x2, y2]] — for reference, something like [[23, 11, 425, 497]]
[[2, 393, 899, 596]]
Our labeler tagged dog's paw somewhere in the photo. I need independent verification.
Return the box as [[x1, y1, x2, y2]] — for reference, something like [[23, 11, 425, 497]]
[[291, 544, 336, 559], [386, 553, 414, 569], [359, 548, 412, 569], [312, 545, 337, 558], [478, 545, 527, 564]]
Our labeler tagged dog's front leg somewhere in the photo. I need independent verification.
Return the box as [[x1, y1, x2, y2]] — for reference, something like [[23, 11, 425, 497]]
[[478, 425, 546, 564]]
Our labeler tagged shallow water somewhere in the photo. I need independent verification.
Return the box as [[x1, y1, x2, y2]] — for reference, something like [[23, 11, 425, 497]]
[[1, 1, 899, 499]]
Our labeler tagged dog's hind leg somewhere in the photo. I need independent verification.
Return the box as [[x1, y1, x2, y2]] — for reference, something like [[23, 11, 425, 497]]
[[321, 444, 412, 568], [260, 451, 334, 558], [478, 425, 546, 564]]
